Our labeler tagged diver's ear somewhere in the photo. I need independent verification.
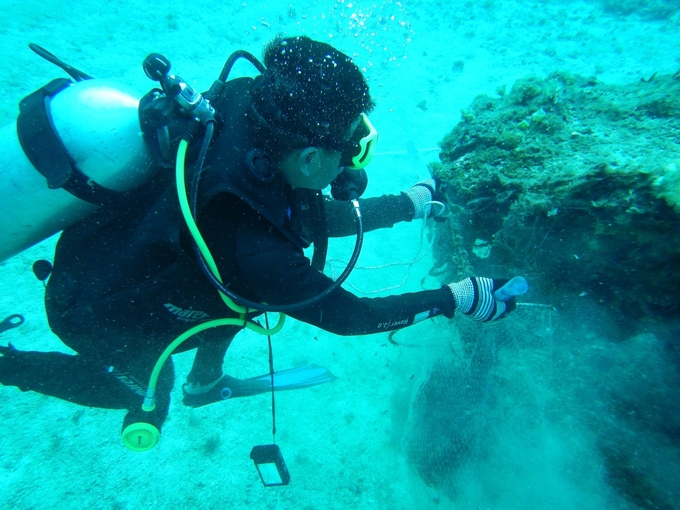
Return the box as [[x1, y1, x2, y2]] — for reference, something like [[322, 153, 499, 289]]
[[297, 147, 320, 177]]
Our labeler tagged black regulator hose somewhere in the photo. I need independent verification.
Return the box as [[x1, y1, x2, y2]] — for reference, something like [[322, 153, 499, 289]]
[[189, 145, 364, 313], [189, 121, 215, 218], [219, 50, 266, 83], [195, 208, 363, 312]]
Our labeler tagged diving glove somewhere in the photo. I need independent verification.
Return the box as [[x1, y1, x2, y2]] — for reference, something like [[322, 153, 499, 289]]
[[447, 277, 525, 322], [405, 178, 446, 221]]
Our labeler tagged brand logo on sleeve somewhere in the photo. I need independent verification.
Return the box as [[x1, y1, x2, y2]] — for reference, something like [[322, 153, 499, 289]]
[[377, 317, 409, 329], [164, 303, 210, 322]]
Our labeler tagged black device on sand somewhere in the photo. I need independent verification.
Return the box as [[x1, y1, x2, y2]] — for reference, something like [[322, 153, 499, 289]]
[[250, 444, 291, 487]]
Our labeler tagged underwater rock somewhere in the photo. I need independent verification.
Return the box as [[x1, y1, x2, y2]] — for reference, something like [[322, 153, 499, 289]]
[[433, 72, 680, 319]]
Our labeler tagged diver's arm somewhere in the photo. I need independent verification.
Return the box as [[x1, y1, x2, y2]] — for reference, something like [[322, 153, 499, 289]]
[[325, 178, 441, 238], [324, 193, 415, 238], [234, 228, 455, 335], [287, 271, 455, 336]]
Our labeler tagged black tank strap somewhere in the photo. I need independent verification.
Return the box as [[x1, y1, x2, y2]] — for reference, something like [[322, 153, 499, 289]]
[[17, 78, 123, 206]]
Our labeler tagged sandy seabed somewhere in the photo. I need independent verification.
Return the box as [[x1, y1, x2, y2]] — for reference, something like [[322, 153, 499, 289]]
[[0, 1, 679, 509]]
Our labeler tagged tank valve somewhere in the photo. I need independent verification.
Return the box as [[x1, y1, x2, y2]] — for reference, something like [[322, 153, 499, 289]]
[[143, 53, 214, 125]]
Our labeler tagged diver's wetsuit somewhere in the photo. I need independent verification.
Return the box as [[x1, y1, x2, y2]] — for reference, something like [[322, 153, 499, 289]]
[[0, 77, 456, 428], [0, 186, 454, 427]]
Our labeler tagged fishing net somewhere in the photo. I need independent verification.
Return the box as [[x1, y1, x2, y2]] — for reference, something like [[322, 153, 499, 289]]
[[402, 306, 564, 506]]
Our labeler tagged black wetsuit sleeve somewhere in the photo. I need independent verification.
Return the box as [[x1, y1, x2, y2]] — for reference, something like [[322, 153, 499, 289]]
[[229, 204, 455, 336], [324, 193, 415, 238]]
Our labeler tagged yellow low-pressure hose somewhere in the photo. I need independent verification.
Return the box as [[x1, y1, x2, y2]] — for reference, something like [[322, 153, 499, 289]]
[[175, 140, 246, 314], [140, 139, 285, 412], [141, 316, 284, 411]]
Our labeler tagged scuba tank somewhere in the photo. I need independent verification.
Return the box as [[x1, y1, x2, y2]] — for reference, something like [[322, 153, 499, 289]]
[[0, 45, 154, 263]]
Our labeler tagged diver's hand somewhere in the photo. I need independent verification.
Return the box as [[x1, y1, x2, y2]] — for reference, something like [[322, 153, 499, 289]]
[[405, 178, 446, 221], [446, 277, 527, 321]]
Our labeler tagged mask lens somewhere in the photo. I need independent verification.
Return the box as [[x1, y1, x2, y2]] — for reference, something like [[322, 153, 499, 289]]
[[340, 113, 378, 170]]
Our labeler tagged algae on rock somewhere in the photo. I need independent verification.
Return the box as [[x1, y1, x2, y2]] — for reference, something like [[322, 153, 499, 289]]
[[433, 72, 680, 318]]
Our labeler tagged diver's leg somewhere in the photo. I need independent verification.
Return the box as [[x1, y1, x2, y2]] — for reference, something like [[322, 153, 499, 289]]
[[181, 328, 337, 408], [0, 344, 138, 408], [186, 329, 237, 387], [0, 343, 175, 430], [183, 329, 240, 406]]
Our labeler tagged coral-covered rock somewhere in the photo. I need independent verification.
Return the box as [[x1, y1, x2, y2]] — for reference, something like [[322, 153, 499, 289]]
[[433, 72, 680, 319]]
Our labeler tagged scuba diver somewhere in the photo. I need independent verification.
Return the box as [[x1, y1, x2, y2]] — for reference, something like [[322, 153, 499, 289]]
[[0, 36, 523, 451]]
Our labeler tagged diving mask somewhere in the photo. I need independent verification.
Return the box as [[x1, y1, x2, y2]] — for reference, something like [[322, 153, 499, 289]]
[[338, 113, 378, 170]]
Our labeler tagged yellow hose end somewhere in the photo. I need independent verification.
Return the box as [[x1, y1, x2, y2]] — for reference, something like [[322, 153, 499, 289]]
[[142, 401, 156, 412], [121, 422, 160, 452]]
